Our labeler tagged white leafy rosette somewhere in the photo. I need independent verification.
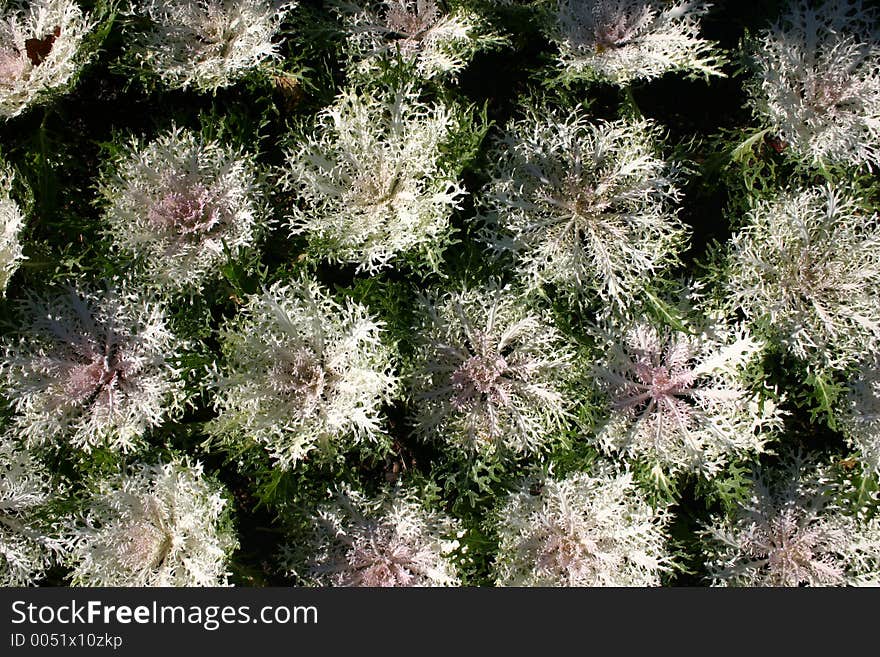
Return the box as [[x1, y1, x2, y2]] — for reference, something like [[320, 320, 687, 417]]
[[0, 0, 95, 119], [132, 0, 293, 92], [100, 126, 263, 291]]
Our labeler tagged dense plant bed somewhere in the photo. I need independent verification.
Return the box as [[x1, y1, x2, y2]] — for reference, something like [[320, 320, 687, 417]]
[[2, 0, 879, 587]]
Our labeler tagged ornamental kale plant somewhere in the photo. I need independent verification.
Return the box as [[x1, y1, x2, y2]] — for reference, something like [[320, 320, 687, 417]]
[[725, 184, 880, 373], [493, 466, 672, 586], [480, 107, 687, 308], [0, 0, 96, 119], [288, 485, 461, 587], [407, 284, 577, 456], [550, 0, 726, 85], [0, 158, 24, 296], [333, 0, 507, 81], [280, 80, 468, 273], [748, 0, 880, 170], [839, 355, 880, 476], [0, 439, 63, 586], [67, 457, 237, 586], [99, 125, 264, 291], [701, 453, 880, 586], [208, 276, 398, 469], [0, 0, 878, 589], [593, 318, 782, 478], [0, 284, 185, 452], [129, 0, 293, 92]]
